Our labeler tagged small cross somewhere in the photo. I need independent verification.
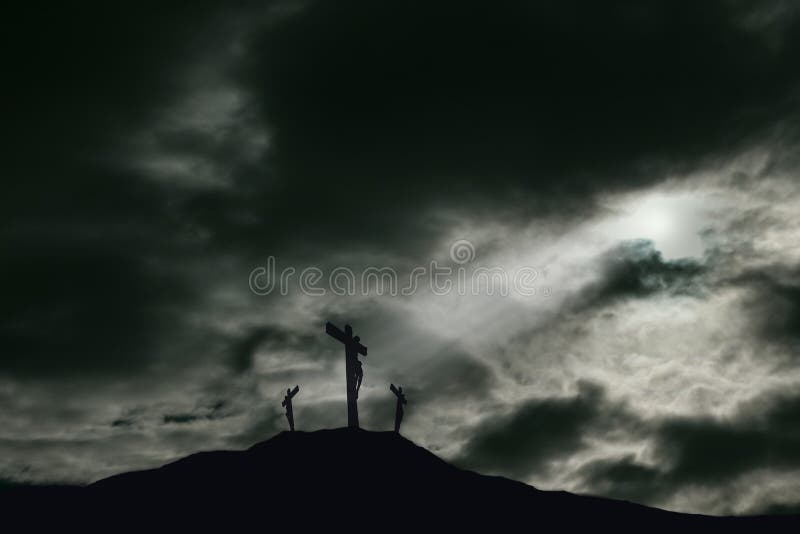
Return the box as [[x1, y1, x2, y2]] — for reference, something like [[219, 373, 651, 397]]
[[390, 383, 407, 434], [281, 385, 300, 431]]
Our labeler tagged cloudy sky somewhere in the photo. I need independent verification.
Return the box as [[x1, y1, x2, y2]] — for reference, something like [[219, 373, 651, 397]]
[[3, 0, 800, 515]]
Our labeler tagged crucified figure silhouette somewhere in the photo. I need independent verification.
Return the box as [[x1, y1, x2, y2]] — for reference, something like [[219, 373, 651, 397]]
[[390, 384, 407, 433], [281, 385, 299, 431], [354, 358, 363, 399]]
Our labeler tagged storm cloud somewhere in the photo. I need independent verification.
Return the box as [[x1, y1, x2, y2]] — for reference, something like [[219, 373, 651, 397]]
[[456, 382, 626, 478], [576, 389, 800, 513]]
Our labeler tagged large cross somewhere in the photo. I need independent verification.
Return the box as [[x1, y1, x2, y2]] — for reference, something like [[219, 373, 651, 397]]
[[326, 322, 368, 428]]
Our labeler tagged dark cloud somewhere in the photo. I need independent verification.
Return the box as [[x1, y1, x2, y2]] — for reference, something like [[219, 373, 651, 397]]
[[574, 240, 707, 310], [6, 2, 240, 160], [163, 400, 230, 425], [163, 414, 202, 425], [576, 455, 665, 504], [416, 353, 495, 401], [760, 502, 800, 516], [0, 221, 193, 378], [229, 0, 800, 253], [1, 3, 252, 380], [656, 392, 800, 486], [1, 7, 203, 379], [456, 381, 614, 478], [111, 419, 134, 428], [228, 325, 319, 373], [732, 270, 800, 353], [577, 389, 800, 512], [456, 382, 800, 512]]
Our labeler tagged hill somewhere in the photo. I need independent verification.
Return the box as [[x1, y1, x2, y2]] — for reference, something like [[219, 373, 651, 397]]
[[3, 428, 798, 531]]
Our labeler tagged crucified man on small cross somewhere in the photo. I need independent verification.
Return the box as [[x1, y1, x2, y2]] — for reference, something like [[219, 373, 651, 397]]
[[390, 383, 407, 434], [282, 385, 299, 431]]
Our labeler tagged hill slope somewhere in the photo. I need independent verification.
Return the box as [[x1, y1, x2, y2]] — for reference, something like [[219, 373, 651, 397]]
[[4, 428, 798, 531]]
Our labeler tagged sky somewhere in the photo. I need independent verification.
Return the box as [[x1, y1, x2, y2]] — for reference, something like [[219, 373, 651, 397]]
[[3, 0, 800, 515]]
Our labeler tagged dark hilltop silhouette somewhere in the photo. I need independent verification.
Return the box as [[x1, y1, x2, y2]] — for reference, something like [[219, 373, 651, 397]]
[[3, 428, 798, 531]]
